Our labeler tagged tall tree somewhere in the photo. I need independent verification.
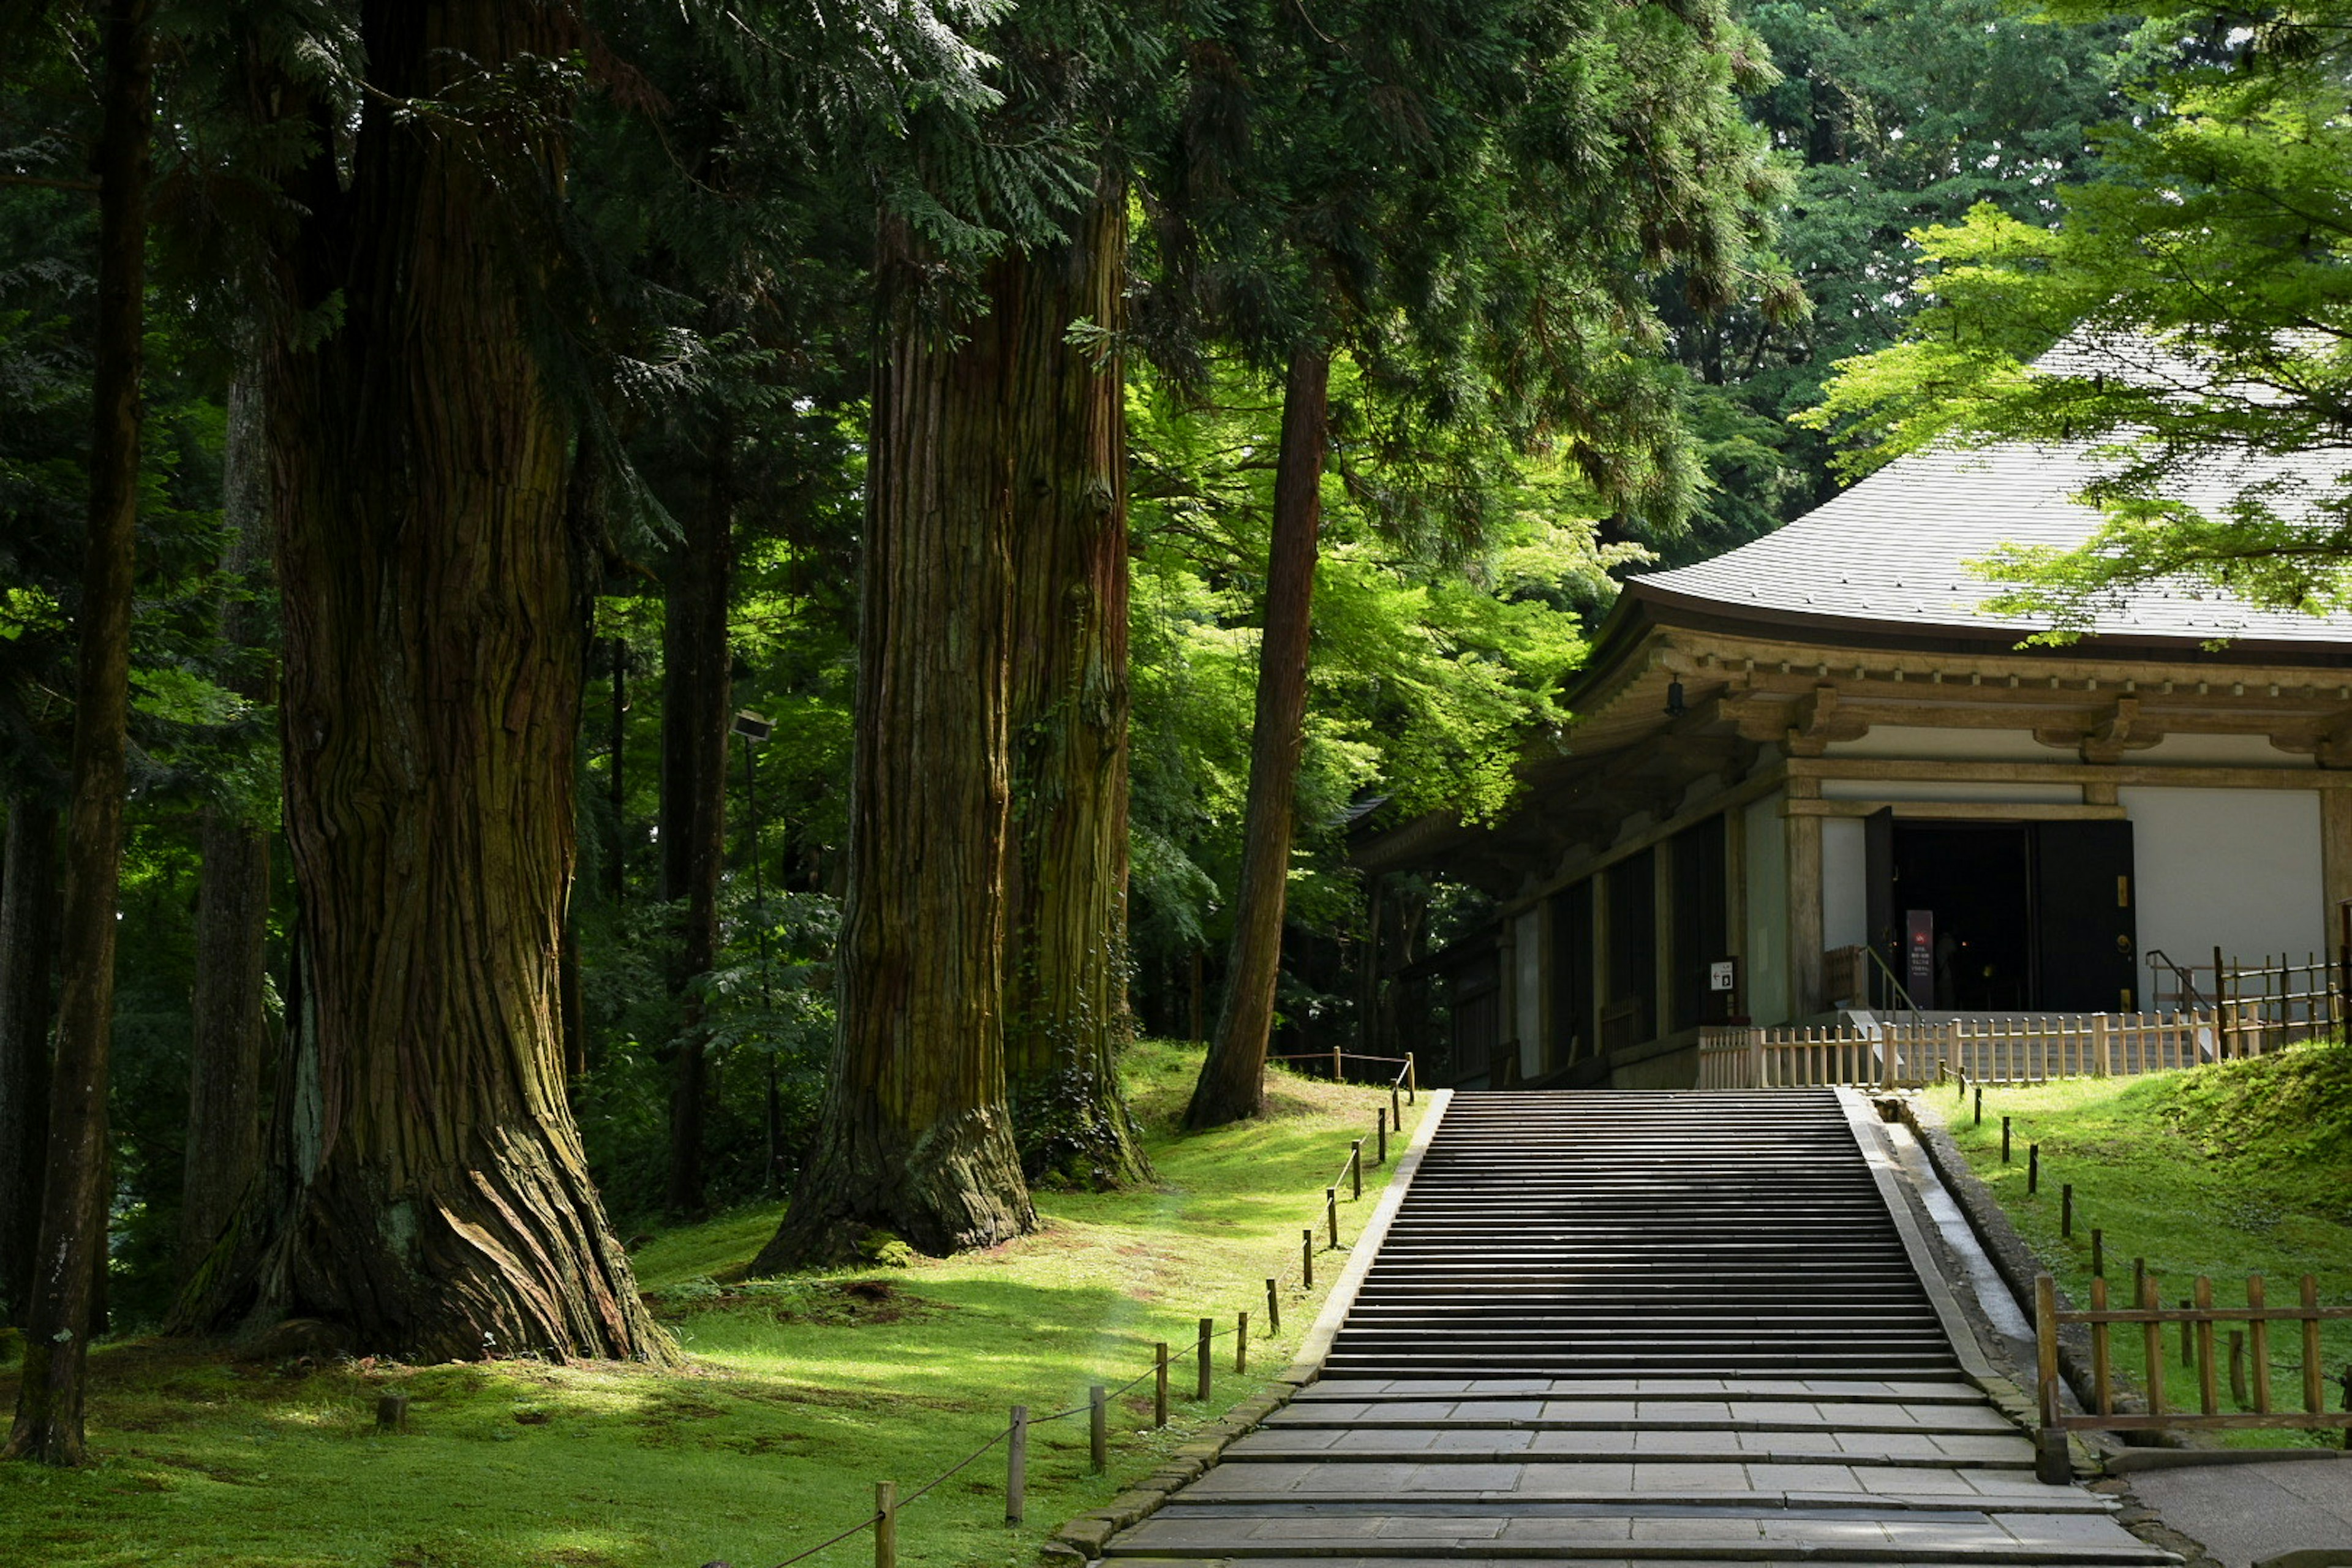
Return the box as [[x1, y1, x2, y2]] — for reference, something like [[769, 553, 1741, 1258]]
[[1167, 0, 1792, 1126], [177, 371, 274, 1285], [181, 0, 670, 1362], [6, 0, 151, 1466], [1003, 173, 1152, 1188], [755, 219, 1038, 1265]]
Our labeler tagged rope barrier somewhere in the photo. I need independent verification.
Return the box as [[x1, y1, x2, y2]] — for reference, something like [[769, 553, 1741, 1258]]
[[746, 1074, 1420, 1566]]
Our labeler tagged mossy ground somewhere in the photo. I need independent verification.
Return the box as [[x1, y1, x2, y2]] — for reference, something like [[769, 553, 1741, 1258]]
[[1931, 1038, 2352, 1446], [0, 1041, 1423, 1567]]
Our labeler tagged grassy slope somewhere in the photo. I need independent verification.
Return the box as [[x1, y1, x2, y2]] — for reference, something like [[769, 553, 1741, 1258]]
[[0, 1041, 1422, 1568], [1932, 1039, 2352, 1443]]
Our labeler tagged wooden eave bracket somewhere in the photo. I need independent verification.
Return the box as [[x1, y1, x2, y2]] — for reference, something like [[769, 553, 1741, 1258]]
[[2037, 696, 2164, 765], [1774, 683, 1871, 758]]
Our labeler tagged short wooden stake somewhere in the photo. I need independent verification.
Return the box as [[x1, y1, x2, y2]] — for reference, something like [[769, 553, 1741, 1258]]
[[2028, 1144, 2040, 1194], [2002, 1116, 2012, 1163], [875, 1480, 897, 1568], [1154, 1344, 1169, 1427], [1196, 1317, 1213, 1401], [1349, 1141, 1363, 1200], [1266, 1276, 1280, 1333], [2180, 1299, 2195, 1368], [1236, 1311, 1248, 1375], [1006, 1406, 1028, 1524], [1973, 1084, 1983, 1125], [2140, 1272, 2166, 1416], [2060, 1182, 2073, 1237], [1302, 1229, 1314, 1289], [375, 1392, 410, 1434], [1325, 1187, 1339, 1250], [2090, 1228, 2103, 1277], [1391, 1079, 1401, 1128], [2248, 1273, 2272, 1414], [1088, 1385, 1107, 1473], [2195, 1276, 2219, 1415], [1376, 1107, 1388, 1164], [1406, 1052, 1417, 1102], [2303, 1275, 2326, 1414]]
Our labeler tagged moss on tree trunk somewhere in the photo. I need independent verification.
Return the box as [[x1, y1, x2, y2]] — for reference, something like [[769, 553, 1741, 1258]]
[[1004, 178, 1151, 1189]]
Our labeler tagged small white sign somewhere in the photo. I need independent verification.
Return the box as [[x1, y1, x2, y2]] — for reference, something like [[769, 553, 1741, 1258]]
[[1708, 959, 1737, 993]]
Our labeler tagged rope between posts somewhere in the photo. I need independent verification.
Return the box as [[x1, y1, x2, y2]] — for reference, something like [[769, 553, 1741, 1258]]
[[753, 1077, 1419, 1566]]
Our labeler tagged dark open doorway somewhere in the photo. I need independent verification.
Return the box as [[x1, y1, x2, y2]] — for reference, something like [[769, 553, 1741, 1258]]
[[1870, 818, 2137, 1012]]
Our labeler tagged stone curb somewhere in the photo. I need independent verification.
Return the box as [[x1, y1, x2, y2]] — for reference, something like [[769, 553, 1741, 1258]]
[[1897, 1095, 2172, 1455], [1044, 1089, 1455, 1564]]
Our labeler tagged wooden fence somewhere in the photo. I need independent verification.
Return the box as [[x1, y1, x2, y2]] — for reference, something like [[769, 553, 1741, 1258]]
[[1697, 1011, 2222, 1090], [2035, 1271, 2352, 1437]]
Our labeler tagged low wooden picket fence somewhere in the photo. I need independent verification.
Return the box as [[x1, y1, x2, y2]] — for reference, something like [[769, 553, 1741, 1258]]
[[1697, 1011, 2221, 1090]]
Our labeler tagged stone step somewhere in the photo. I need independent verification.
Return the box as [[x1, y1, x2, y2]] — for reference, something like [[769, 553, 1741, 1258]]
[[1179, 1461, 2101, 1507], [1262, 1400, 2021, 1434]]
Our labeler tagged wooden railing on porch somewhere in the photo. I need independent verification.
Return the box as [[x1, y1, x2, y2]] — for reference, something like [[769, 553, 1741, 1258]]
[[1697, 1011, 2223, 1090]]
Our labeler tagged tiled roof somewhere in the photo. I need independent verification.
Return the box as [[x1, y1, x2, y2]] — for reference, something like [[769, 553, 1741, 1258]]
[[1630, 437, 2352, 644]]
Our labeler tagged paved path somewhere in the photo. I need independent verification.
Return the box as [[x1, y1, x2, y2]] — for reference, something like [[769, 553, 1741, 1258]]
[[1101, 1089, 2176, 1564]]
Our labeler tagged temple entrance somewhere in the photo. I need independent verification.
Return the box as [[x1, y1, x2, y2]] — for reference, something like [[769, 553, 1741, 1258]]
[[1866, 815, 2137, 1012]]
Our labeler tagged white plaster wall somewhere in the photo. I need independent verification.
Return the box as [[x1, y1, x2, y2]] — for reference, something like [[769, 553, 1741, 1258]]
[[1744, 791, 1789, 1024], [2135, 733, 2313, 767], [1823, 725, 2057, 763], [2121, 787, 2327, 980], [1821, 779, 2084, 804], [1822, 816, 1868, 951], [1515, 908, 1544, 1080]]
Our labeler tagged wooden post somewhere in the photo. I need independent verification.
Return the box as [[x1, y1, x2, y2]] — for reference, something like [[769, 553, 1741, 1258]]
[[2180, 1299, 2194, 1368], [2061, 1183, 2073, 1237], [2195, 1276, 2218, 1415], [2002, 1116, 2012, 1163], [1376, 1107, 1387, 1164], [1088, 1385, 1107, 1472], [1331, 1042, 1342, 1082], [2028, 1144, 2040, 1194], [1325, 1187, 1338, 1250], [375, 1392, 410, 1434], [2033, 1273, 2067, 1483], [1006, 1406, 1027, 1524], [1154, 1344, 1169, 1426], [1973, 1084, 1982, 1126], [2140, 1272, 2165, 1416], [1236, 1310, 1248, 1375], [2248, 1274, 2272, 1414], [875, 1481, 897, 1568], [1391, 1077, 1401, 1129], [2215, 945, 2230, 1057], [1302, 1229, 1313, 1289], [2094, 1012, 2111, 1077], [1349, 1141, 1362, 1200], [2090, 1276, 2113, 1415], [1406, 1052, 1417, 1102], [2303, 1275, 2326, 1414], [1265, 1276, 1280, 1333], [1196, 1317, 1213, 1401]]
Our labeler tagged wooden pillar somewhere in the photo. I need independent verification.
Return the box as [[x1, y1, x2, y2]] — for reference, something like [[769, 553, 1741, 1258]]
[[1787, 809, 1824, 1017], [1725, 805, 1749, 1005], [1653, 842, 1676, 1045], [2320, 788, 2352, 941], [1591, 867, 1611, 1065]]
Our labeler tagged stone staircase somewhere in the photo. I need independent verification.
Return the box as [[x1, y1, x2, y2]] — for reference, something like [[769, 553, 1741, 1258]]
[[1100, 1088, 2174, 1566]]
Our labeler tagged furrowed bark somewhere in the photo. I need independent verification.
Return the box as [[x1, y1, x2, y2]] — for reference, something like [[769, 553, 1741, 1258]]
[[6, 0, 151, 1466], [1184, 345, 1330, 1131], [0, 798, 59, 1329], [179, 371, 275, 1287], [184, 0, 670, 1365], [660, 419, 733, 1217], [1004, 178, 1150, 1189], [753, 222, 1035, 1270]]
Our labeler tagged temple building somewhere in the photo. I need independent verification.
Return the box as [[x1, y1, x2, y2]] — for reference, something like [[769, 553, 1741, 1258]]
[[1359, 435, 2352, 1088]]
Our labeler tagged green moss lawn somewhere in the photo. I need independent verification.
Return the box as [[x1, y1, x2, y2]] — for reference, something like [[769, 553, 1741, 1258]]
[[1932, 1038, 2352, 1444], [0, 1041, 1422, 1567]]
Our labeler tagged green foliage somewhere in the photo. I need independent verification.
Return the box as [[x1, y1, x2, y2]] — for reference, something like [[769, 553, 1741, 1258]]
[[1803, 1, 2352, 630]]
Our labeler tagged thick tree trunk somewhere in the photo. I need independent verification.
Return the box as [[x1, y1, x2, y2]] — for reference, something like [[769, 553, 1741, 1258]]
[[659, 423, 733, 1217], [0, 799, 59, 1329], [6, 0, 150, 1466], [179, 371, 275, 1286], [182, 0, 670, 1364], [1003, 179, 1150, 1189], [753, 222, 1035, 1270], [1184, 345, 1331, 1131]]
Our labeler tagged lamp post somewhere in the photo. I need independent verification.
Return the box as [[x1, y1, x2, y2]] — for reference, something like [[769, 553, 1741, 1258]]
[[731, 709, 778, 1191]]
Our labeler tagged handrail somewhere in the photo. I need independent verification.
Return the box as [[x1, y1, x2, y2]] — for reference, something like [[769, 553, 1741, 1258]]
[[2143, 948, 2209, 1012], [1860, 941, 1924, 1027]]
